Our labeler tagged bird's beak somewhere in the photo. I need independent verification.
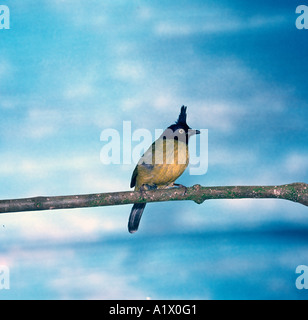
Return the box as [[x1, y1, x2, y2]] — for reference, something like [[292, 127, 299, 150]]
[[188, 129, 201, 136]]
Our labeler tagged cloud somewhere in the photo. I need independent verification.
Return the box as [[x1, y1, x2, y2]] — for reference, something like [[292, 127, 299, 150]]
[[46, 0, 108, 29], [114, 61, 145, 81], [189, 101, 246, 133], [117, 55, 291, 136], [284, 152, 308, 175], [0, 153, 99, 177], [209, 146, 257, 166], [0, 58, 13, 82], [154, 23, 193, 36], [0, 96, 20, 110], [64, 83, 95, 100], [8, 108, 63, 140], [61, 63, 101, 101], [154, 14, 287, 37], [152, 93, 179, 111], [49, 267, 147, 299], [77, 171, 128, 193], [136, 6, 153, 21], [15, 210, 121, 241], [0, 203, 126, 250]]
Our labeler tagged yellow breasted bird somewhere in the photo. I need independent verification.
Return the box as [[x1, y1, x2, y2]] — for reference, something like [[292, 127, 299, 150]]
[[128, 106, 200, 233]]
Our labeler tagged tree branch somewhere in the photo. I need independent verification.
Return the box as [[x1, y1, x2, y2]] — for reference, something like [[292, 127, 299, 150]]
[[0, 183, 307, 215]]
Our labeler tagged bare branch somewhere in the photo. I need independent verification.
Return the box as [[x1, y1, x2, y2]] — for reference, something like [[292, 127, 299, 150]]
[[0, 183, 307, 215]]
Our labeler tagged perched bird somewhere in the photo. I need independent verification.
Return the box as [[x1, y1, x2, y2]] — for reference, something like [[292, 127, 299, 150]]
[[128, 106, 200, 233]]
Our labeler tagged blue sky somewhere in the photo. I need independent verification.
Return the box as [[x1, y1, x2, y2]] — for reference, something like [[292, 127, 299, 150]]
[[0, 0, 308, 299]]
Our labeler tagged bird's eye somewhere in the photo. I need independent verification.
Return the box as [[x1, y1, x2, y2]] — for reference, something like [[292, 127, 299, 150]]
[[178, 129, 185, 134]]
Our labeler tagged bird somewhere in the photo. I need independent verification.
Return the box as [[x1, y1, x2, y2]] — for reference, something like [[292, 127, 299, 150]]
[[128, 105, 200, 233]]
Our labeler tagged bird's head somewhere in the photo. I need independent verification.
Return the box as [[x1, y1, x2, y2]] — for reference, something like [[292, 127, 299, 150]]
[[162, 106, 200, 143]]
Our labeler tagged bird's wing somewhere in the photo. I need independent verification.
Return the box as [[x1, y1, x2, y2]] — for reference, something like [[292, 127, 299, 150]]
[[130, 165, 138, 188], [130, 142, 156, 188]]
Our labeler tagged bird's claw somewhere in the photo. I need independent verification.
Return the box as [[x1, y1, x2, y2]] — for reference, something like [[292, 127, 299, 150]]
[[171, 183, 187, 196], [139, 184, 157, 199]]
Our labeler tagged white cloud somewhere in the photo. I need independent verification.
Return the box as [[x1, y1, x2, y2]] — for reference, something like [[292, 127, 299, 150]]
[[190, 101, 245, 133], [49, 268, 147, 299], [209, 146, 257, 166], [114, 61, 145, 81], [0, 97, 19, 109], [284, 152, 308, 175], [152, 93, 178, 111], [0, 153, 99, 177], [60, 62, 101, 101], [116, 56, 289, 135], [0, 60, 12, 80], [0, 205, 125, 247], [64, 83, 94, 100], [77, 171, 129, 193], [136, 6, 153, 21], [46, 0, 107, 29], [120, 97, 143, 111], [154, 23, 193, 36], [154, 14, 287, 37], [119, 84, 182, 117], [16, 108, 62, 139]]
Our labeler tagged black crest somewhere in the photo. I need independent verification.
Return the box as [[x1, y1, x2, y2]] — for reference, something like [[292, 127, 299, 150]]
[[176, 105, 188, 126], [167, 105, 191, 132]]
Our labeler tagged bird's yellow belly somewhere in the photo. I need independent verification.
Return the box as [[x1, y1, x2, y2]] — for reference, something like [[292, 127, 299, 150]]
[[135, 140, 188, 188]]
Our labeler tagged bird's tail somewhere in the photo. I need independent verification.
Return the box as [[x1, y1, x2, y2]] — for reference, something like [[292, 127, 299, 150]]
[[128, 203, 146, 233]]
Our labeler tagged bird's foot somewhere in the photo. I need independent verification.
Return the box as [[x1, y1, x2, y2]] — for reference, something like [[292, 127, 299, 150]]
[[139, 184, 158, 199], [168, 183, 187, 195]]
